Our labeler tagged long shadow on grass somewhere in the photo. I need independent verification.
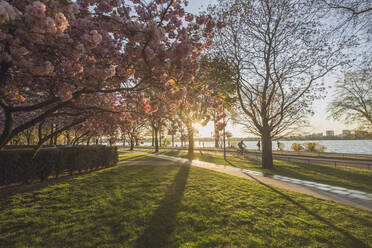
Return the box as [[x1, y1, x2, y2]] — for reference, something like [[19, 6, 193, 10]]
[[228, 160, 371, 248], [229, 155, 372, 193], [134, 164, 190, 248]]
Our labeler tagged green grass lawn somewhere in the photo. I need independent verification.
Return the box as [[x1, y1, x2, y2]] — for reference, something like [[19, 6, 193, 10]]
[[1, 161, 371, 248], [136, 149, 372, 193]]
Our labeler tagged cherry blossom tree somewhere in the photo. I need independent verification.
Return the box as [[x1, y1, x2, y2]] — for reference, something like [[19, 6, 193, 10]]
[[119, 96, 149, 150], [145, 90, 178, 152], [0, 0, 218, 149]]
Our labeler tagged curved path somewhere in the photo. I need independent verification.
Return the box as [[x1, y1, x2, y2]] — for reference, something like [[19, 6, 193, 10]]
[[120, 151, 372, 211]]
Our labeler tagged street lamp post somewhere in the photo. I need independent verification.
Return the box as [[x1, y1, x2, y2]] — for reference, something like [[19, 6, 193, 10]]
[[223, 107, 226, 160]]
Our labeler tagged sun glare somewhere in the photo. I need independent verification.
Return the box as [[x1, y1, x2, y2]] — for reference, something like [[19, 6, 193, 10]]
[[192, 122, 215, 137], [192, 122, 203, 133]]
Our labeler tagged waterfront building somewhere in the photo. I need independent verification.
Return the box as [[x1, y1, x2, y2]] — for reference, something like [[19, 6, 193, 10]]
[[326, 130, 334, 137]]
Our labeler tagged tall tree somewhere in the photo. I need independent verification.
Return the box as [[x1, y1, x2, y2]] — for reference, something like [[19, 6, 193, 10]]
[[212, 0, 346, 168]]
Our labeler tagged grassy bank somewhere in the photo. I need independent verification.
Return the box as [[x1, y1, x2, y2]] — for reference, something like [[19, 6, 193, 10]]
[[132, 149, 372, 193], [1, 160, 371, 248]]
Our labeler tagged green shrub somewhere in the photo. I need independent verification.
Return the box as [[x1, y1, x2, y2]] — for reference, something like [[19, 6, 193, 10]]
[[303, 142, 326, 152], [0, 146, 118, 186], [33, 148, 60, 182], [278, 142, 285, 151], [291, 143, 303, 151]]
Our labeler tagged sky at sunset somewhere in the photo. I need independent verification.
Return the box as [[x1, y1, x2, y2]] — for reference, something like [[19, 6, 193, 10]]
[[185, 0, 358, 138]]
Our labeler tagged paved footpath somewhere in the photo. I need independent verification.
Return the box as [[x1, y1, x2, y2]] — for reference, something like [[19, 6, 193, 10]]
[[136, 147, 372, 169], [119, 151, 372, 211]]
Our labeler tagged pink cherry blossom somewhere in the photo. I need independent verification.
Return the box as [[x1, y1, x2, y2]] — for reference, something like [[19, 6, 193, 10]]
[[0, 0, 219, 149], [55, 12, 69, 32]]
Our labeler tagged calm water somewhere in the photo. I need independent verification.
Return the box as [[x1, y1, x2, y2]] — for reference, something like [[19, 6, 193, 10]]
[[139, 140, 372, 155]]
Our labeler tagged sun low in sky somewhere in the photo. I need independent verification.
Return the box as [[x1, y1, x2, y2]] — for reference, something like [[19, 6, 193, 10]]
[[192, 122, 211, 137]]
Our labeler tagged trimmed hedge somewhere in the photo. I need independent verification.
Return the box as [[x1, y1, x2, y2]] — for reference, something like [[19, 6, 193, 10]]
[[0, 146, 118, 186]]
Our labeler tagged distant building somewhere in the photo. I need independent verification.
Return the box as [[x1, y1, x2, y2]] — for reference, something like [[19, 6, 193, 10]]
[[326, 130, 334, 137]]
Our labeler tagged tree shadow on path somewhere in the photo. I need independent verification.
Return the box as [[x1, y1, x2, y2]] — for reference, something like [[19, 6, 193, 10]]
[[226, 159, 370, 248], [134, 164, 190, 248]]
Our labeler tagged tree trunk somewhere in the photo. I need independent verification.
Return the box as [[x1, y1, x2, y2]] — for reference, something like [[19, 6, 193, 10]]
[[214, 127, 219, 148], [130, 138, 134, 151], [159, 126, 162, 148], [172, 134, 174, 147], [223, 126, 226, 160], [154, 127, 159, 152], [0, 107, 14, 149], [53, 133, 58, 145], [49, 123, 54, 145], [37, 121, 44, 145], [122, 138, 126, 147], [213, 113, 219, 148], [66, 131, 71, 145], [214, 128, 219, 148], [261, 131, 273, 169], [151, 128, 154, 146], [26, 131, 32, 145], [187, 124, 194, 158]]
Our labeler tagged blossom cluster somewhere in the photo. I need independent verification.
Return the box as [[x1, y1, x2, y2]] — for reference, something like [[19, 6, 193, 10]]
[[0, 0, 221, 148]]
